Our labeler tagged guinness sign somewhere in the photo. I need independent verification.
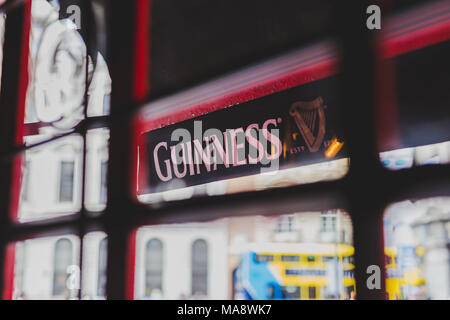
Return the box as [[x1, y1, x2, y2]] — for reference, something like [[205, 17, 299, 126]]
[[138, 76, 345, 194]]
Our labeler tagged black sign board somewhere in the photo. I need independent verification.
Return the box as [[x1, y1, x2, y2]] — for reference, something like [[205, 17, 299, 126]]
[[139, 76, 346, 194]]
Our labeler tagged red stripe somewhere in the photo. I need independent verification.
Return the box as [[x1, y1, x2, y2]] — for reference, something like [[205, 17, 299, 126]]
[[3, 0, 31, 300], [154, 51, 336, 114], [133, 0, 151, 102], [2, 244, 16, 300], [125, 229, 138, 300], [135, 43, 333, 118], [9, 0, 31, 221], [384, 0, 450, 31], [384, 11, 450, 39], [381, 19, 450, 58], [136, 58, 338, 134], [128, 0, 152, 300], [165, 46, 334, 107]]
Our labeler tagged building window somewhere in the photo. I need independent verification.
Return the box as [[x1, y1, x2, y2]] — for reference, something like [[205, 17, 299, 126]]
[[191, 239, 208, 296], [281, 255, 300, 262], [145, 238, 163, 297], [97, 238, 107, 297], [102, 94, 111, 115], [309, 286, 317, 299], [21, 160, 30, 202], [275, 216, 294, 233], [255, 254, 274, 262], [267, 284, 275, 299], [58, 161, 75, 202], [100, 161, 108, 204], [52, 238, 73, 297], [282, 286, 300, 299], [321, 213, 337, 233]]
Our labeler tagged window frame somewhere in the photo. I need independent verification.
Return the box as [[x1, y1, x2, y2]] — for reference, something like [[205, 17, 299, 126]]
[[0, 0, 449, 301]]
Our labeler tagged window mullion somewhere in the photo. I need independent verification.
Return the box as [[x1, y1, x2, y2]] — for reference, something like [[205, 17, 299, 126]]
[[0, 1, 31, 300]]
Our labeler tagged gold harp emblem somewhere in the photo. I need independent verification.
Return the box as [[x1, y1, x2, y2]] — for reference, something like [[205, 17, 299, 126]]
[[289, 97, 326, 152]]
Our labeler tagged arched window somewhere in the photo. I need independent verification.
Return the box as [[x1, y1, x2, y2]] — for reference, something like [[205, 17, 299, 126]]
[[53, 238, 73, 296], [97, 238, 108, 297], [191, 239, 208, 296], [145, 238, 163, 296]]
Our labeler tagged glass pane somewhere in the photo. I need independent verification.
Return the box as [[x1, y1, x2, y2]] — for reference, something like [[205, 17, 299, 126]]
[[24, 0, 111, 140], [135, 39, 348, 204], [384, 197, 450, 300], [81, 232, 107, 300], [25, 0, 87, 136], [14, 1, 111, 221], [134, 210, 354, 300], [17, 134, 83, 222], [376, 1, 450, 168], [12, 235, 80, 300]]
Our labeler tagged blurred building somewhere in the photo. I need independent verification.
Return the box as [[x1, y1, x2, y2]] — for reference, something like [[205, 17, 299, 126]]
[[384, 198, 450, 299]]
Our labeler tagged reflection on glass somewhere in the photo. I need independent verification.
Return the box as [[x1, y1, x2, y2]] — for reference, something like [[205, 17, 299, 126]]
[[25, 0, 111, 137], [13, 235, 80, 300], [135, 210, 354, 300], [27, 0, 86, 130], [18, 0, 111, 219], [384, 197, 450, 299]]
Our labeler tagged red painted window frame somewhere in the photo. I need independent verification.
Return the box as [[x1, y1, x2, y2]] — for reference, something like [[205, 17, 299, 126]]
[[2, 0, 450, 300], [2, 0, 31, 300]]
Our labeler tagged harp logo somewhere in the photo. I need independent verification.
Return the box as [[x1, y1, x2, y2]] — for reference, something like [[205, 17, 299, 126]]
[[289, 97, 326, 152]]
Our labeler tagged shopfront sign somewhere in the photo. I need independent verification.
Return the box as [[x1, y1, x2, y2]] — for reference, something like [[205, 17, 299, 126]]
[[139, 76, 345, 194]]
